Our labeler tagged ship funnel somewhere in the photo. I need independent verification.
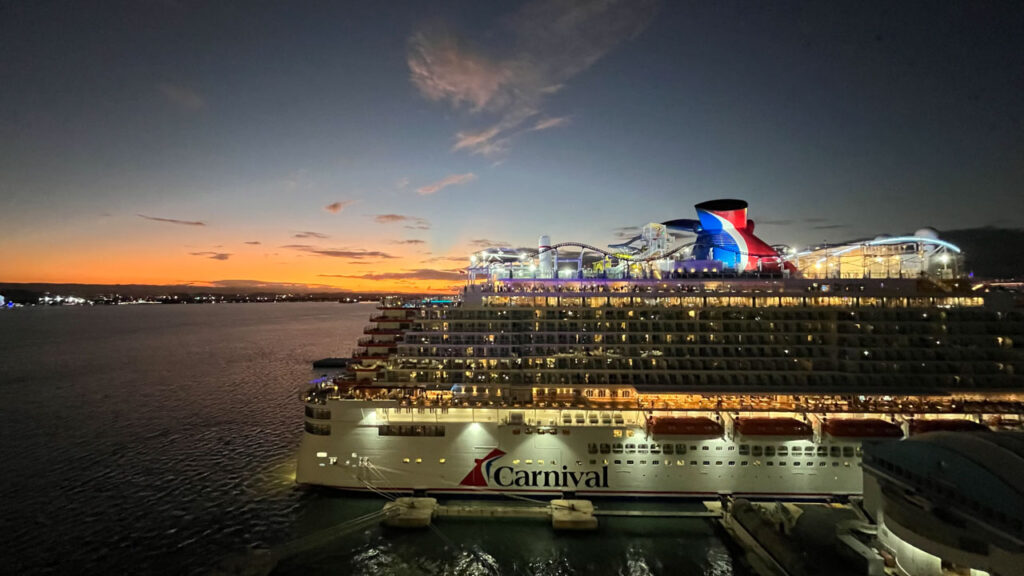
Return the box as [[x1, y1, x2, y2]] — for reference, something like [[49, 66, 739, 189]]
[[538, 234, 553, 278]]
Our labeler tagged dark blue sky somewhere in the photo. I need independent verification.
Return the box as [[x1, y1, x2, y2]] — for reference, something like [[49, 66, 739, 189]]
[[1, 1, 1021, 288]]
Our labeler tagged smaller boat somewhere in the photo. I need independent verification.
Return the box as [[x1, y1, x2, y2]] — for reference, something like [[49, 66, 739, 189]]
[[824, 419, 903, 438], [735, 417, 812, 437], [649, 416, 723, 437], [909, 419, 988, 434]]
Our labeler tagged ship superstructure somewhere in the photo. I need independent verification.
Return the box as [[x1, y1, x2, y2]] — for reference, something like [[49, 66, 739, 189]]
[[298, 200, 1024, 499]]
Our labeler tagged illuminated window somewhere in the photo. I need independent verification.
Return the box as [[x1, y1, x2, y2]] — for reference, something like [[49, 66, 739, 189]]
[[316, 451, 328, 458], [439, 458, 446, 464], [402, 458, 410, 463]]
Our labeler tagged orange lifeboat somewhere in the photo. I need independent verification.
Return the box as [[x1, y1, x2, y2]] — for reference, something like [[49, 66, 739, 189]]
[[735, 417, 812, 437], [649, 417, 724, 437], [824, 419, 903, 439], [910, 419, 988, 434]]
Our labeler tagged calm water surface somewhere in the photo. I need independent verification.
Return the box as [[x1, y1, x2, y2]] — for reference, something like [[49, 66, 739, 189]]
[[0, 303, 748, 575]]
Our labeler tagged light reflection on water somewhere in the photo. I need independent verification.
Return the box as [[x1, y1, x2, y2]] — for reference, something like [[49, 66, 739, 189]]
[[0, 303, 749, 575]]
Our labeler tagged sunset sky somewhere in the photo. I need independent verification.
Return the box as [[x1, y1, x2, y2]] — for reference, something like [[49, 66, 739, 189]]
[[1, 1, 1022, 292]]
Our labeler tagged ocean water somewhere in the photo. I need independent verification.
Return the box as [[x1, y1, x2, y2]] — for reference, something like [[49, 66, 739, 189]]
[[0, 303, 748, 575]]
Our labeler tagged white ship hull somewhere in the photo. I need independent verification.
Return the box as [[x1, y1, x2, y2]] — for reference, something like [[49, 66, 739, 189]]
[[297, 401, 865, 499]]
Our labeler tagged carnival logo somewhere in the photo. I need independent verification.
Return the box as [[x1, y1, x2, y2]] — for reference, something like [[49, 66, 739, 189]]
[[458, 449, 609, 489]]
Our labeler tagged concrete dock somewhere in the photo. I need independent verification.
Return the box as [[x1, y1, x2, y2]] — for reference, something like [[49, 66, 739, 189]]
[[381, 497, 723, 531]]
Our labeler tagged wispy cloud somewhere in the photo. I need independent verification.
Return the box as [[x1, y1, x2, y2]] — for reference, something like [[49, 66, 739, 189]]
[[320, 268, 464, 281], [422, 255, 468, 264], [138, 214, 206, 226], [324, 200, 357, 213], [417, 173, 476, 195], [812, 224, 849, 230], [530, 116, 571, 132], [611, 226, 640, 239], [189, 251, 231, 261], [158, 83, 206, 111], [408, 0, 656, 155], [206, 279, 338, 290], [244, 241, 262, 245], [373, 214, 432, 230], [293, 231, 330, 239], [396, 177, 411, 190], [469, 238, 511, 248], [283, 244, 397, 259], [392, 239, 427, 245]]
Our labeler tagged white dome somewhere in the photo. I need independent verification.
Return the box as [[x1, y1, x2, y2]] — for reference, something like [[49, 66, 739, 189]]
[[914, 227, 939, 239]]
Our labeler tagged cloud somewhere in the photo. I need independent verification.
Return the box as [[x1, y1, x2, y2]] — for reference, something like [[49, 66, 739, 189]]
[[530, 116, 571, 131], [283, 244, 397, 259], [392, 239, 427, 245], [138, 214, 206, 226], [319, 268, 464, 281], [244, 241, 262, 245], [417, 173, 477, 195], [423, 255, 468, 263], [611, 226, 640, 239], [293, 231, 330, 239], [408, 0, 656, 155], [189, 252, 231, 261], [206, 279, 338, 290], [396, 177, 411, 190], [374, 214, 432, 229], [324, 200, 356, 213], [158, 83, 206, 111], [469, 238, 511, 248], [812, 224, 849, 230]]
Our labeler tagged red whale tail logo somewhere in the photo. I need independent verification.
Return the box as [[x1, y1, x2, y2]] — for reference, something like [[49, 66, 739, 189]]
[[458, 448, 506, 487]]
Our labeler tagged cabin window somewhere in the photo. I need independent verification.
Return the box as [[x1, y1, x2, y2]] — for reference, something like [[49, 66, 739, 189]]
[[701, 445, 709, 451], [778, 461, 785, 466], [614, 460, 622, 465], [752, 446, 763, 457], [650, 444, 661, 454], [663, 444, 674, 454], [612, 444, 624, 454], [589, 460, 597, 466], [739, 444, 750, 455], [817, 446, 828, 457], [715, 461, 722, 466], [651, 460, 659, 465], [741, 461, 748, 466], [600, 443, 611, 454], [777, 447, 788, 456], [766, 461, 774, 467], [844, 447, 856, 458], [830, 446, 841, 457], [676, 444, 687, 454], [819, 462, 826, 467], [702, 461, 710, 466], [638, 444, 649, 453], [793, 462, 800, 467], [626, 444, 637, 454], [765, 447, 776, 457], [587, 443, 598, 454]]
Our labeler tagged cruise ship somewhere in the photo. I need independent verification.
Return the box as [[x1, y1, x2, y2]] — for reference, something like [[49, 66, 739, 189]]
[[297, 200, 1024, 499]]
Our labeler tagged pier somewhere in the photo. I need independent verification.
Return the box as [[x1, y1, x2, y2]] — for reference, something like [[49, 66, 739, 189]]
[[381, 497, 723, 531]]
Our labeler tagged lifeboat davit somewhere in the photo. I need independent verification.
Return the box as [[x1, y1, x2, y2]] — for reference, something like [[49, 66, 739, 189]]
[[824, 419, 903, 439], [910, 419, 989, 434], [735, 417, 812, 437], [649, 417, 724, 437]]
